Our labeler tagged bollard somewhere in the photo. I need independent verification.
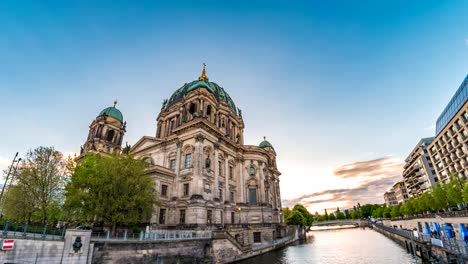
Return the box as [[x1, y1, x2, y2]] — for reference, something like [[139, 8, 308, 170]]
[[22, 223, 28, 237], [42, 224, 48, 238], [124, 230, 127, 240], [139, 231, 144, 241], [3, 220, 9, 236], [106, 230, 110, 240]]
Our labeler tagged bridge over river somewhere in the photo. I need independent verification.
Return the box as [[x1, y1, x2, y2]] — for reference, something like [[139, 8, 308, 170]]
[[311, 219, 368, 228]]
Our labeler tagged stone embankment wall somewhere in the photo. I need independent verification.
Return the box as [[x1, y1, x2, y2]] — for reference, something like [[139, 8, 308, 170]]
[[0, 239, 65, 263], [0, 229, 92, 264], [92, 239, 212, 263], [0, 226, 300, 264]]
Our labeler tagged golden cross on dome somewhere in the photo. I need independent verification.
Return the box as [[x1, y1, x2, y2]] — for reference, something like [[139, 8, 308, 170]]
[[113, 99, 118, 107], [199, 63, 208, 81]]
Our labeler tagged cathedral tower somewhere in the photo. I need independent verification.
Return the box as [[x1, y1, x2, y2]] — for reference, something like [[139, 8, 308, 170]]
[[80, 101, 126, 157]]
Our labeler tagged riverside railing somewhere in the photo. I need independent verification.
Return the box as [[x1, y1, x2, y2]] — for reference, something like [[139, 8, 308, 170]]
[[251, 235, 295, 251], [91, 230, 212, 242], [0, 221, 65, 240], [374, 223, 468, 257]]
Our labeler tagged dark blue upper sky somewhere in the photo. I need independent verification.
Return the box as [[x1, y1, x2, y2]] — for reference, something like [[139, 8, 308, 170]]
[[0, 0, 467, 210]]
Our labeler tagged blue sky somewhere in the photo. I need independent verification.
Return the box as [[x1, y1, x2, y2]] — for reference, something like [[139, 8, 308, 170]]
[[0, 0, 467, 213]]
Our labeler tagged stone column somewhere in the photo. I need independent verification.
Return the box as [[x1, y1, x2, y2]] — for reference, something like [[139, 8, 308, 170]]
[[225, 157, 229, 204], [276, 179, 282, 209], [272, 179, 278, 209], [195, 135, 205, 197], [214, 144, 220, 201], [238, 158, 244, 204], [174, 141, 182, 197], [259, 162, 265, 205]]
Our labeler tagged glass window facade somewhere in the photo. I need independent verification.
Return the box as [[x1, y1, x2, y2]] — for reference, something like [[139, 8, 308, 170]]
[[436, 75, 468, 135]]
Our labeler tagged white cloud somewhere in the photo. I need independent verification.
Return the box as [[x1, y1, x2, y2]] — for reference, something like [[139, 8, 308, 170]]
[[465, 39, 468, 46]]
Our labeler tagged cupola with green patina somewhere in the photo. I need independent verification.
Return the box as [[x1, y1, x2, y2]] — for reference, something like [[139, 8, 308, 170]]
[[98, 100, 124, 122], [163, 64, 240, 116], [80, 100, 127, 158], [259, 137, 274, 149]]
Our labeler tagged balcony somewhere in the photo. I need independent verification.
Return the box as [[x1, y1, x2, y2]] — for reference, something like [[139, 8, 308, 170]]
[[462, 160, 468, 167], [415, 171, 424, 177]]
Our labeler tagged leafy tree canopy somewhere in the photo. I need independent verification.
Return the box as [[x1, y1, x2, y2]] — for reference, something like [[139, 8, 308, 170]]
[[65, 153, 156, 233]]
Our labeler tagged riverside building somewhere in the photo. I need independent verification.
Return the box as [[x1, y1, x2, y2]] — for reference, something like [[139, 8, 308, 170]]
[[402, 137, 438, 197], [84, 66, 283, 227], [428, 75, 468, 183], [393, 180, 409, 204], [384, 189, 398, 207], [76, 66, 298, 262]]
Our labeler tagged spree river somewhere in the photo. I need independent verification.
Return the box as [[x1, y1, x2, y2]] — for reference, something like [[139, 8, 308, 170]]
[[237, 227, 419, 264]]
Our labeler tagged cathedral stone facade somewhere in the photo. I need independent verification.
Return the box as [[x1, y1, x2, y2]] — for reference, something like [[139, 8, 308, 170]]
[[82, 66, 283, 228]]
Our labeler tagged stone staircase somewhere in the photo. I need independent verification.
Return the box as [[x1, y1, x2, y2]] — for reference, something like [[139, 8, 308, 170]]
[[212, 230, 250, 252]]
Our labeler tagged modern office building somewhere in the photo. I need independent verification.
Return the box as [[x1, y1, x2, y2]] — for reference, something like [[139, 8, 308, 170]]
[[428, 75, 468, 183], [393, 180, 409, 204], [384, 189, 398, 207], [402, 137, 438, 197]]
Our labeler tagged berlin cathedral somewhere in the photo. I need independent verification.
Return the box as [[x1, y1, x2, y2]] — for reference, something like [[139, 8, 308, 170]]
[[79, 66, 284, 227]]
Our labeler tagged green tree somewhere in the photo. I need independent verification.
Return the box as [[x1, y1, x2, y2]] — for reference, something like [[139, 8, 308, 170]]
[[286, 210, 306, 225], [371, 206, 383, 218], [4, 147, 69, 224], [350, 210, 358, 219], [424, 191, 436, 212], [336, 211, 346, 220], [344, 209, 350, 219], [432, 184, 448, 211], [328, 213, 336, 220], [359, 204, 378, 218], [463, 184, 468, 204], [402, 199, 415, 216], [292, 205, 314, 226], [391, 205, 401, 218], [285, 204, 314, 226], [324, 209, 329, 221], [65, 153, 156, 234], [3, 185, 36, 222], [383, 207, 391, 218], [282, 207, 292, 221], [446, 174, 463, 207]]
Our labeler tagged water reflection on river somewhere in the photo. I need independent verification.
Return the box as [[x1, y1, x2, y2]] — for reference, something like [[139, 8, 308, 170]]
[[236, 227, 419, 264]]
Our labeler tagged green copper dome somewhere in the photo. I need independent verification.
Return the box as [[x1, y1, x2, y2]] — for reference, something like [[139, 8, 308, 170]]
[[166, 80, 238, 115], [98, 106, 123, 122], [259, 139, 273, 149]]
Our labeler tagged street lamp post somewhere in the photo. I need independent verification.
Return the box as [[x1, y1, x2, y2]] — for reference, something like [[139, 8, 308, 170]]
[[0, 159, 22, 213], [237, 207, 241, 225], [0, 152, 19, 211]]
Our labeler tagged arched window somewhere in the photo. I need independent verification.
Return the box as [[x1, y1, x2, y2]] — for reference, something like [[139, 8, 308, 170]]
[[106, 130, 115, 142], [206, 105, 212, 116], [189, 103, 197, 115]]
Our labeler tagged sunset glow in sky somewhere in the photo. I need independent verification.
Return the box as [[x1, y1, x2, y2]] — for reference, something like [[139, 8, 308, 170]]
[[1, 1, 468, 214]]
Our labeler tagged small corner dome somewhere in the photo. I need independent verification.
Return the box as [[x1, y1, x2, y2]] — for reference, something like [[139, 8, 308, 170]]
[[98, 106, 123, 122], [259, 139, 274, 149]]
